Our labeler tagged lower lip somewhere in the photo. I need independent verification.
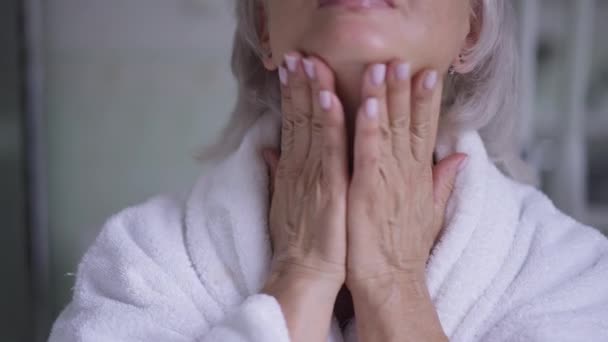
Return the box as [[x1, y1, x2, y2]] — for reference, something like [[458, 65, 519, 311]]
[[318, 0, 393, 10]]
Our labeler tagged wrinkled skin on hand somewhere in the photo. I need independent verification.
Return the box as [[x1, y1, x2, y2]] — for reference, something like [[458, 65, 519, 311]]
[[263, 53, 467, 317], [346, 62, 467, 288], [264, 52, 349, 288]]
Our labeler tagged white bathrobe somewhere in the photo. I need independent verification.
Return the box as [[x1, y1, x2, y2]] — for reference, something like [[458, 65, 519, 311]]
[[49, 112, 608, 341]]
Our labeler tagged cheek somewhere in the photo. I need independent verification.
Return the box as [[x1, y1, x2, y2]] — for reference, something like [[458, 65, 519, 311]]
[[268, 26, 291, 62], [266, 3, 312, 62], [402, 5, 469, 70]]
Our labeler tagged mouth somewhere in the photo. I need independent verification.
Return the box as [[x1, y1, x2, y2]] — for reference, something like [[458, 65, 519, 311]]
[[318, 0, 395, 10]]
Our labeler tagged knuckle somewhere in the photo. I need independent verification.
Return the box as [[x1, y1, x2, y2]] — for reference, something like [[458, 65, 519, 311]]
[[390, 114, 409, 130], [281, 102, 292, 117], [323, 142, 342, 160], [359, 124, 379, 140], [392, 146, 409, 163], [312, 118, 324, 135], [276, 161, 300, 179], [369, 90, 387, 103], [325, 184, 347, 205], [410, 121, 430, 141], [355, 154, 379, 170], [281, 95, 292, 108], [282, 116, 295, 130], [379, 124, 391, 142], [280, 86, 292, 100], [414, 90, 432, 104], [308, 77, 320, 92], [410, 149, 425, 164], [293, 110, 309, 127], [328, 189, 346, 204], [289, 76, 308, 90], [390, 128, 409, 150], [280, 137, 294, 154]]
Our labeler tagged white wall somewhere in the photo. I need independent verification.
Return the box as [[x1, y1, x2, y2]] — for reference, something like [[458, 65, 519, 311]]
[[46, 0, 236, 315]]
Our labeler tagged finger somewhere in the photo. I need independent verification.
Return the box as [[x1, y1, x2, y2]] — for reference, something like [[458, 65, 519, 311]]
[[278, 65, 295, 162], [432, 153, 468, 232], [410, 69, 442, 163], [318, 90, 348, 189], [360, 64, 390, 153], [353, 97, 381, 180], [263, 148, 280, 181], [386, 60, 412, 160], [263, 148, 281, 197], [284, 52, 312, 166], [302, 56, 337, 158]]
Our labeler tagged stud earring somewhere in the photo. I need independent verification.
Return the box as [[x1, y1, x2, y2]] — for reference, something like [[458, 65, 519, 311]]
[[449, 54, 464, 76]]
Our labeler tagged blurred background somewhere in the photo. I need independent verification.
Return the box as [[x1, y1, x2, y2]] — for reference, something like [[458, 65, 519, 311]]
[[0, 0, 606, 341]]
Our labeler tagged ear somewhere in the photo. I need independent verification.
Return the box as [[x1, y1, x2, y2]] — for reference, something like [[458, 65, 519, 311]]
[[258, 3, 278, 71], [451, 2, 482, 74]]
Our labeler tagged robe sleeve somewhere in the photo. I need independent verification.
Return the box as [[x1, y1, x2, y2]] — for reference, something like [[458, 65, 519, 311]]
[[48, 195, 291, 342], [481, 216, 608, 341]]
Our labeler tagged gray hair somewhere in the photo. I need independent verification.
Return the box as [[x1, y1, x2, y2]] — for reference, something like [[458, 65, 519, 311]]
[[203, 0, 534, 183]]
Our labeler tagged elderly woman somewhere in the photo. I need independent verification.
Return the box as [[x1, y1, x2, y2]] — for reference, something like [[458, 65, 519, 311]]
[[49, 0, 608, 341]]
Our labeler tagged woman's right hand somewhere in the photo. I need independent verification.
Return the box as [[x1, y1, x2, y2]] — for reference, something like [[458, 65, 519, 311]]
[[262, 52, 348, 341]]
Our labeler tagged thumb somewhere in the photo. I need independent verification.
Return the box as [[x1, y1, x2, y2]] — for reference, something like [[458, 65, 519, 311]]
[[262, 148, 280, 195], [432, 153, 468, 212]]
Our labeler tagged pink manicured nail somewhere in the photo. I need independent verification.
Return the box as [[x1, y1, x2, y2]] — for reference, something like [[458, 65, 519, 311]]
[[396, 63, 411, 81], [371, 64, 387, 86], [278, 66, 288, 86], [285, 54, 299, 72], [303, 58, 316, 80], [424, 71, 438, 90], [365, 98, 379, 119], [319, 91, 332, 111]]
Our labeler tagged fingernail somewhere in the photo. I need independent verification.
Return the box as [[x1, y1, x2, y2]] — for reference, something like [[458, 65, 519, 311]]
[[319, 90, 332, 111], [424, 71, 438, 90], [371, 64, 387, 86], [278, 66, 288, 86], [396, 62, 411, 81], [285, 54, 299, 73], [457, 156, 469, 172], [303, 58, 316, 80], [365, 98, 379, 119]]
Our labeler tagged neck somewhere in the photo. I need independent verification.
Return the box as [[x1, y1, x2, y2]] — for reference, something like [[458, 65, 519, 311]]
[[333, 61, 366, 121], [331, 61, 368, 172]]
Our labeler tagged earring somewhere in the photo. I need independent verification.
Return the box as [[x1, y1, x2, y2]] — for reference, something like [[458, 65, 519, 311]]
[[449, 54, 464, 76]]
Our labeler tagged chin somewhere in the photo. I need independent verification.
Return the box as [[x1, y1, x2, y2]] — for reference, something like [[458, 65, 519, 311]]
[[299, 14, 405, 67]]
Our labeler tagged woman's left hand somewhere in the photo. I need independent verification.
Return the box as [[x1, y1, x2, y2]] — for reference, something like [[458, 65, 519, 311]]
[[346, 61, 467, 341]]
